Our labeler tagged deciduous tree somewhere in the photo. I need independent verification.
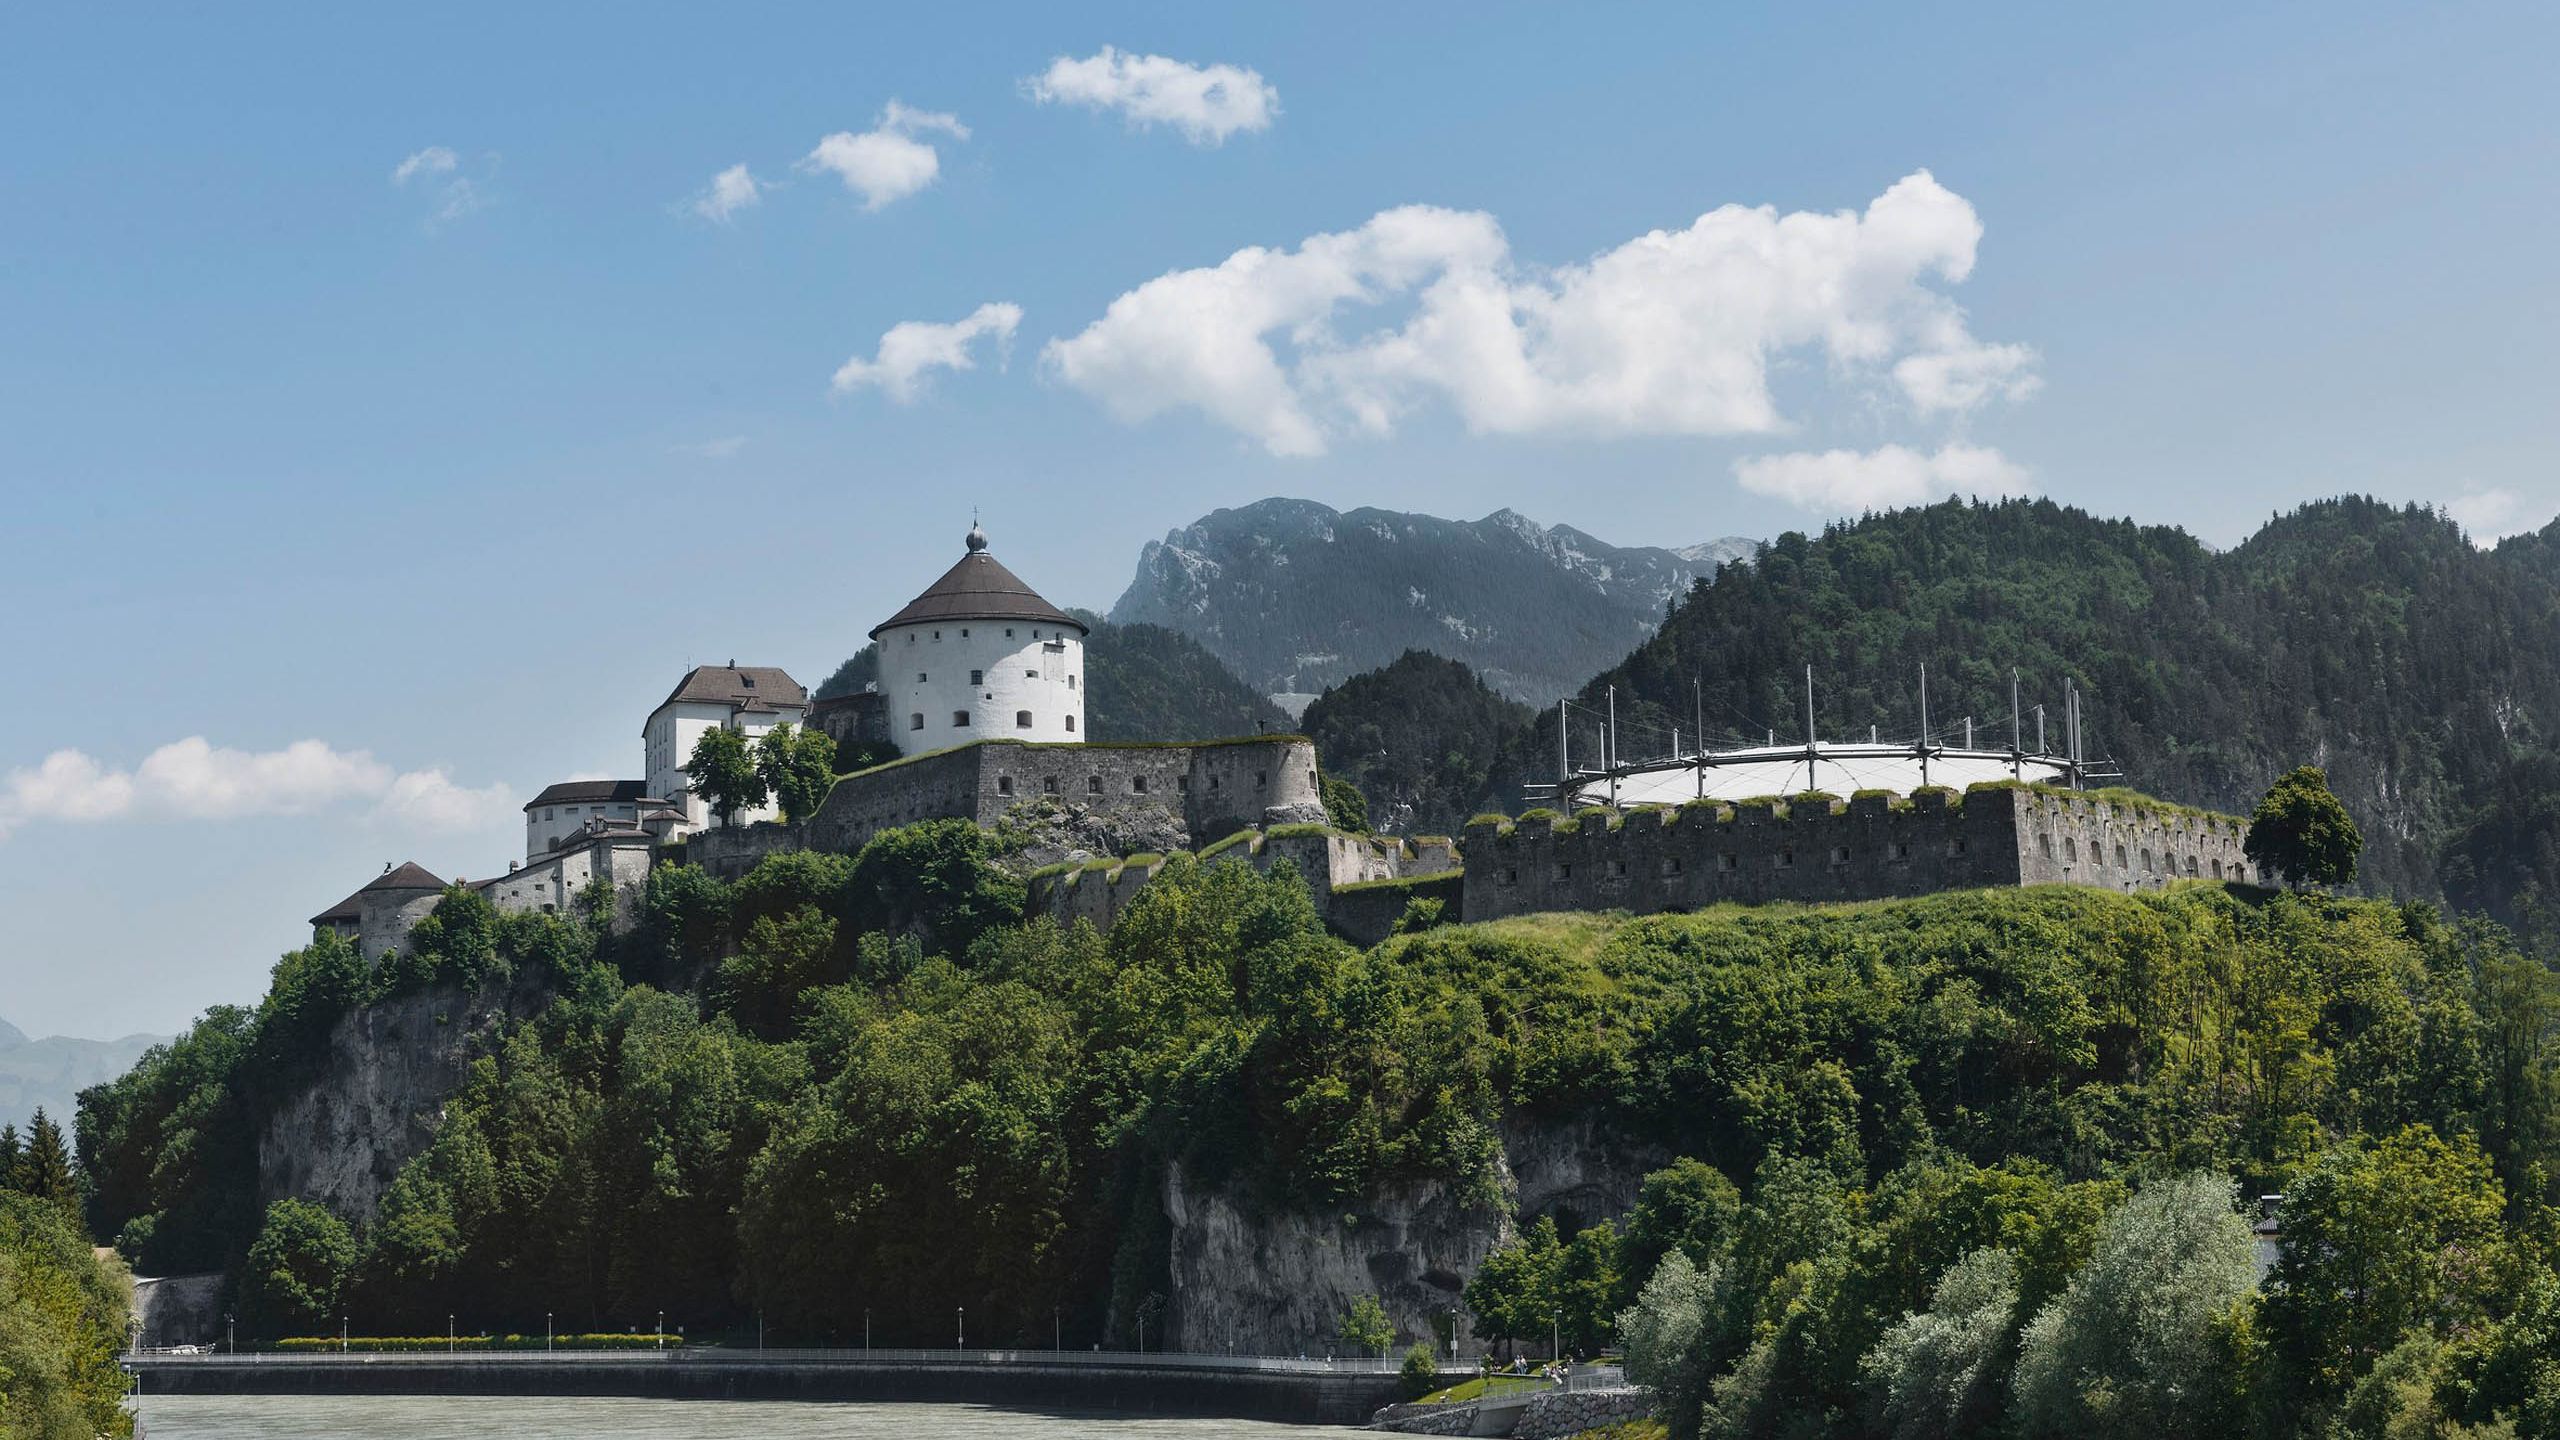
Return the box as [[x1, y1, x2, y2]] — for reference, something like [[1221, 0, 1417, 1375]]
[[2245, 765, 2362, 889]]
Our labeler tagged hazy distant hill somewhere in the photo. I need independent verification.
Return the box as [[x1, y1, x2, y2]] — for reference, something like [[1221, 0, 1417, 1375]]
[[1110, 498, 1754, 709], [0, 1020, 163, 1132]]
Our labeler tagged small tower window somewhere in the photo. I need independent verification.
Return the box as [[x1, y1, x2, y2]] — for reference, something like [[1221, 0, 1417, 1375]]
[[1026, 669, 1039, 679], [953, 711, 971, 727], [1005, 628, 1014, 638], [996, 775, 1014, 796], [1132, 776, 1148, 794], [960, 628, 970, 638], [1087, 775, 1103, 794], [970, 669, 984, 686], [1068, 675, 1077, 690], [910, 713, 924, 731], [917, 672, 928, 683], [1064, 715, 1075, 732], [1043, 776, 1059, 794], [1015, 711, 1033, 728]]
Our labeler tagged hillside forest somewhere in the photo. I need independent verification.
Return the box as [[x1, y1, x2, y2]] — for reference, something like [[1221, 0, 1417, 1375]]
[[73, 802, 2560, 1436]]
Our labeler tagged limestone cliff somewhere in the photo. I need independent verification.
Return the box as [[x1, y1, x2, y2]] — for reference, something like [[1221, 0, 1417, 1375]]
[[1162, 1113, 1662, 1356], [255, 973, 551, 1222]]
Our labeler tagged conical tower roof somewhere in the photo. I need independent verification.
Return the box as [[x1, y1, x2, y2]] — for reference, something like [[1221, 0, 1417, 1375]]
[[309, 861, 446, 926], [870, 525, 1088, 639]]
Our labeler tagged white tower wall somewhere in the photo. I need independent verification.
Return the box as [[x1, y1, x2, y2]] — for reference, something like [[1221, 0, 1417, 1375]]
[[881, 620, 1085, 756]]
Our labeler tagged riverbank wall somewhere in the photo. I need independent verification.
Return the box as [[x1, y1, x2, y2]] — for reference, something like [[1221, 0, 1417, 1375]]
[[126, 1351, 1402, 1426]]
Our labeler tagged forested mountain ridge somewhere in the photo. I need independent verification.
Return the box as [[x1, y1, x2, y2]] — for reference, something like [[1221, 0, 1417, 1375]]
[[1527, 495, 2560, 920], [813, 616, 1291, 744], [1110, 497, 1752, 707]]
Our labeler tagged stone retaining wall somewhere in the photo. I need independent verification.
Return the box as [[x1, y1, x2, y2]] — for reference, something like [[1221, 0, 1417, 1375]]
[[1514, 1385, 1652, 1438]]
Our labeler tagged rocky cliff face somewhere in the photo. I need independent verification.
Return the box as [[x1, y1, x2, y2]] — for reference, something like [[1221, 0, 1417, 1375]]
[[255, 974, 550, 1222], [1110, 498, 1753, 708], [1162, 1113, 1663, 1356]]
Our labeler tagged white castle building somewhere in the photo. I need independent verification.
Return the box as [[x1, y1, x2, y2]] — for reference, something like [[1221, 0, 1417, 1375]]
[[642, 664, 810, 833], [875, 524, 1088, 756]]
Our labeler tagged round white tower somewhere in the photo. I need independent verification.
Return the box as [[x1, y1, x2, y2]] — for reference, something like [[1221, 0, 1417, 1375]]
[[873, 524, 1089, 757]]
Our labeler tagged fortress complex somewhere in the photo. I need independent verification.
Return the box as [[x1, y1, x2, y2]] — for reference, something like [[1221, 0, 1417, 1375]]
[[311, 524, 2260, 962]]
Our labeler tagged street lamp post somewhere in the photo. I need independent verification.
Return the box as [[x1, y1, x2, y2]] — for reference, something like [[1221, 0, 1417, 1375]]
[[227, 1314, 235, 1356], [447, 1315, 454, 1355], [1551, 1310, 1560, 1365], [864, 1308, 871, 1352], [957, 1306, 965, 1349], [1054, 1307, 1061, 1352], [657, 1311, 665, 1350], [546, 1313, 553, 1353]]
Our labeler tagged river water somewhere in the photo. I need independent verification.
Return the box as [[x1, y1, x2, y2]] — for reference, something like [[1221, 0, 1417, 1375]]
[[138, 1395, 1373, 1437]]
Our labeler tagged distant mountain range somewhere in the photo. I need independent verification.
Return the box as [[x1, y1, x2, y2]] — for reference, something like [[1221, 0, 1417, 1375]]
[[1109, 497, 1754, 709], [0, 1018, 164, 1132]]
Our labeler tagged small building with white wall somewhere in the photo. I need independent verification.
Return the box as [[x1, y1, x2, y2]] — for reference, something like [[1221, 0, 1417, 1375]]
[[875, 524, 1087, 757], [524, 779, 662, 860], [643, 663, 808, 835]]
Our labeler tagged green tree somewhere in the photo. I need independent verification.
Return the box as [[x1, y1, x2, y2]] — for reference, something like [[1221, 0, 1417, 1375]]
[[2010, 1172, 2257, 1440], [0, 1123, 21, 1194], [17, 1112, 77, 1220], [1619, 1160, 1743, 1311], [1619, 1250, 1728, 1440], [1339, 1293, 1395, 1357], [241, 1198, 356, 1338], [686, 725, 768, 826], [2259, 1125, 2517, 1415], [0, 1191, 135, 1439], [1320, 774, 1370, 832], [1466, 1215, 1563, 1353], [1859, 1247, 2021, 1440], [753, 723, 840, 824], [2245, 765, 2363, 890]]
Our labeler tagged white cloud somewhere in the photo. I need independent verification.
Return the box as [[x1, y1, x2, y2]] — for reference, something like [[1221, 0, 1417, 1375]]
[[801, 101, 969, 210], [1026, 47, 1278, 145], [393, 145, 487, 225], [374, 770, 516, 831], [2446, 484, 2534, 547], [393, 147, 457, 185], [832, 301, 1024, 403], [1042, 171, 2036, 455], [1733, 443, 2032, 514], [0, 738, 507, 839], [690, 163, 764, 223]]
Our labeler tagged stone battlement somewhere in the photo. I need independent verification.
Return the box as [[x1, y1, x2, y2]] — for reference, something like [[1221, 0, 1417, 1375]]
[[1459, 784, 2252, 924]]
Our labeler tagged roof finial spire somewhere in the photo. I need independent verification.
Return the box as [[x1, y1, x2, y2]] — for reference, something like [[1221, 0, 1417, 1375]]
[[965, 508, 988, 553]]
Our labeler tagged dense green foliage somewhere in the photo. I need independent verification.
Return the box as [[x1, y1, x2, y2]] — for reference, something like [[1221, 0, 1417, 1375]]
[[1543, 496, 2560, 936], [2247, 766, 2364, 890], [753, 723, 839, 824], [685, 726, 765, 825], [70, 843, 2560, 1431], [1303, 650, 1537, 834], [0, 1192, 132, 1439]]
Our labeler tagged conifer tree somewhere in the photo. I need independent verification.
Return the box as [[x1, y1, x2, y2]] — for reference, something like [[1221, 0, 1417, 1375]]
[[0, 1121, 22, 1193], [21, 1109, 80, 1219]]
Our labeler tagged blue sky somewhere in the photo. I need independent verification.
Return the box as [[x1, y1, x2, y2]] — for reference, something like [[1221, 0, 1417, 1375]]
[[4, 1, 2557, 1037]]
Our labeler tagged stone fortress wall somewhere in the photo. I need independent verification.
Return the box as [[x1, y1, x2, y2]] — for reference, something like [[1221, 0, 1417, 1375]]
[[1459, 783, 2252, 925], [687, 735, 1326, 881], [1028, 828, 1461, 943]]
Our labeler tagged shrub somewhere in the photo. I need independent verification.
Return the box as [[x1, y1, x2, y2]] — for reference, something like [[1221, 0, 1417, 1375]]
[[1401, 1341, 1442, 1398]]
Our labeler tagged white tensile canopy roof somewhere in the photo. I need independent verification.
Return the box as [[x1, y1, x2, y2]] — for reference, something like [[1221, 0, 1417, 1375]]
[[1560, 743, 2076, 810]]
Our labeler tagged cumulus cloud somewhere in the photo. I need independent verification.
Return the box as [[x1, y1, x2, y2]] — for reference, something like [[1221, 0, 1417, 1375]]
[[393, 145, 487, 225], [0, 738, 508, 839], [2446, 484, 2535, 547], [1042, 171, 2035, 456], [832, 301, 1024, 402], [1026, 46, 1278, 145], [1733, 443, 2031, 514], [373, 769, 516, 830], [689, 163, 765, 223], [801, 101, 969, 210]]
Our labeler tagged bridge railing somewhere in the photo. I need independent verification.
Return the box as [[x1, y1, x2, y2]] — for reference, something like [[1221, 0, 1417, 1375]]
[[125, 1346, 1405, 1375]]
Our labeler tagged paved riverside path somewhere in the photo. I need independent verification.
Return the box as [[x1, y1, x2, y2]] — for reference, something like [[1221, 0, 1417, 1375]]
[[125, 1348, 1406, 1426]]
